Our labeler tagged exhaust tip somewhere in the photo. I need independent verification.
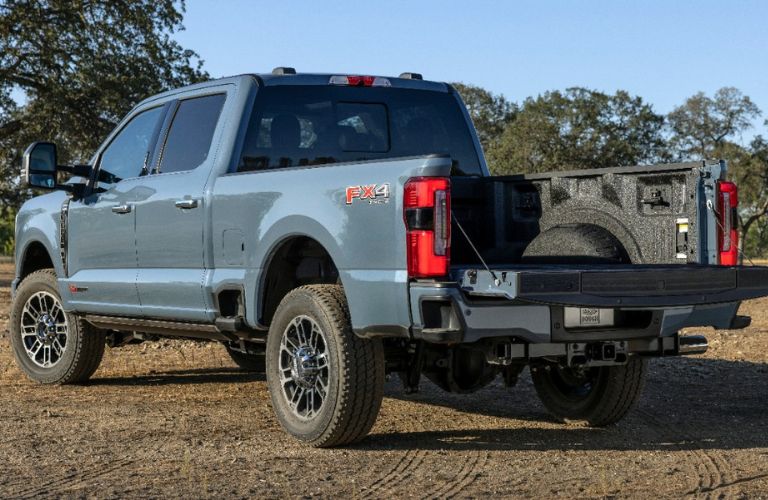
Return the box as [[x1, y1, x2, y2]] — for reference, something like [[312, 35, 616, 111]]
[[678, 334, 708, 355]]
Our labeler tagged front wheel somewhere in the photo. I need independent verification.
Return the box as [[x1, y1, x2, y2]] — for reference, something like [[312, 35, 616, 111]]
[[10, 269, 106, 384], [266, 285, 384, 447], [531, 356, 647, 426]]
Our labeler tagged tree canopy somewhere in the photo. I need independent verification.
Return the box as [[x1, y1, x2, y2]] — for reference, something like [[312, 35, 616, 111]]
[[482, 88, 666, 175], [0, 0, 207, 211], [667, 87, 760, 159], [451, 82, 516, 156]]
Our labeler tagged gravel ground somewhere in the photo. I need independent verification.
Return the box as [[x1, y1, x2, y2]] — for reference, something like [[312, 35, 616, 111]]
[[1, 262, 767, 498]]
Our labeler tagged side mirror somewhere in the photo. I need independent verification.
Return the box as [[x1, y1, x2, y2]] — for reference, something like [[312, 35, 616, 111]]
[[22, 142, 58, 189], [22, 142, 94, 197]]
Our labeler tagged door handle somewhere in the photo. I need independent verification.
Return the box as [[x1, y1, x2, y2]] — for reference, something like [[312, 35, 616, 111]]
[[175, 198, 199, 210], [111, 204, 132, 214]]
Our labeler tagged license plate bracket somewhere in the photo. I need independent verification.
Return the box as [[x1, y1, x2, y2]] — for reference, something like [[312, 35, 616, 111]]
[[564, 307, 615, 328]]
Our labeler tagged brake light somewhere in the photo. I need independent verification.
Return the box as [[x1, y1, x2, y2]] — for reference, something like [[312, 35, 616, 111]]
[[404, 177, 451, 278], [329, 75, 391, 87], [717, 180, 739, 265]]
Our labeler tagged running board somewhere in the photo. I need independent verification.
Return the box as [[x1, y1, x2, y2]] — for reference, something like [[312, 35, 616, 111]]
[[84, 315, 262, 342]]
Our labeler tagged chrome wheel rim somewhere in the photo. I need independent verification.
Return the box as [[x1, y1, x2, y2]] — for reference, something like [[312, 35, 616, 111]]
[[278, 315, 329, 420], [20, 291, 69, 368]]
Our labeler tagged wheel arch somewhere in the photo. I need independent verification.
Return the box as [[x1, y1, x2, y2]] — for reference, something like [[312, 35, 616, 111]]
[[17, 238, 58, 282], [533, 209, 642, 264], [256, 232, 343, 328]]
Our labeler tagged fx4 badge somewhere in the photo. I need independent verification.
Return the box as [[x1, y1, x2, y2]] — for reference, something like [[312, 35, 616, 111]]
[[345, 183, 390, 205]]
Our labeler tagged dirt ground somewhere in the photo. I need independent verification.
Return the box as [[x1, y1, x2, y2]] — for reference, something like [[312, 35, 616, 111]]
[[0, 261, 767, 499]]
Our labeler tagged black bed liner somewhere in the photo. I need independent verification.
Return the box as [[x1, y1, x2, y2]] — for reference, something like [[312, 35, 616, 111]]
[[457, 265, 768, 307]]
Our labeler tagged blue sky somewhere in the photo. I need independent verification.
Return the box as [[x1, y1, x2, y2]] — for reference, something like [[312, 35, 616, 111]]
[[175, 0, 768, 140]]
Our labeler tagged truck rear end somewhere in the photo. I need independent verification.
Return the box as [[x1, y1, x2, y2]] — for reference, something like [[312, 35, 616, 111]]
[[407, 161, 757, 348], [378, 82, 768, 425]]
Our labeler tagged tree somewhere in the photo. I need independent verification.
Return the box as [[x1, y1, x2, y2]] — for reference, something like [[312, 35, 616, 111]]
[[451, 82, 516, 159], [487, 88, 666, 175], [0, 0, 207, 214], [669, 89, 765, 261], [667, 87, 760, 159]]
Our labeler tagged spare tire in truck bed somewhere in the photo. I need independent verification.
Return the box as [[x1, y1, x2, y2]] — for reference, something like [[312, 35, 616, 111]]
[[521, 223, 629, 265]]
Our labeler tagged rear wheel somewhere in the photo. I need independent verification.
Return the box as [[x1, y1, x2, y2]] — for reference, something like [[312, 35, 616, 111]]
[[10, 269, 105, 385], [531, 356, 646, 426], [266, 285, 384, 447]]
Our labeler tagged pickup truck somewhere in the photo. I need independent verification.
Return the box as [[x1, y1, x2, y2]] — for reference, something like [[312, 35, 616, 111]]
[[11, 68, 768, 447]]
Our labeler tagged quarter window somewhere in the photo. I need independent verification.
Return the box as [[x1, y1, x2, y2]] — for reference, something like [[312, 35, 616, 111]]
[[158, 94, 226, 174]]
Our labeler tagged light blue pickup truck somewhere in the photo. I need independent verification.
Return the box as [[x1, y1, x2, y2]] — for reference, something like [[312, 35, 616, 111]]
[[11, 68, 768, 446]]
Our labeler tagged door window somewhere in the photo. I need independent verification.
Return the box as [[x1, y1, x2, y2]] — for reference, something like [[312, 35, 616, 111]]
[[98, 106, 164, 184], [158, 94, 226, 174]]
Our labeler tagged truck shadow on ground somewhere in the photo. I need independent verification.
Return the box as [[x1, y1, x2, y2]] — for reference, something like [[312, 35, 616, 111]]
[[366, 356, 768, 452]]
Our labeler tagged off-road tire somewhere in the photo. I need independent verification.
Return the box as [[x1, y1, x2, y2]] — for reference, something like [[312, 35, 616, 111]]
[[266, 284, 384, 447], [10, 269, 106, 384], [522, 223, 629, 264], [531, 356, 647, 426], [225, 345, 266, 372]]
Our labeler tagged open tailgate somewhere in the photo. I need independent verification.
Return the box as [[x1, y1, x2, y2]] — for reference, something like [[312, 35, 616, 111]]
[[458, 265, 768, 307]]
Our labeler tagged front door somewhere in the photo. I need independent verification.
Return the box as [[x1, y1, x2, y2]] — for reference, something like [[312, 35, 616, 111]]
[[63, 106, 166, 316], [134, 93, 226, 322]]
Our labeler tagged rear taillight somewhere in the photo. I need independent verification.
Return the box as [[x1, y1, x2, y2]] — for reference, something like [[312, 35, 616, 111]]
[[717, 180, 739, 265], [404, 177, 450, 278]]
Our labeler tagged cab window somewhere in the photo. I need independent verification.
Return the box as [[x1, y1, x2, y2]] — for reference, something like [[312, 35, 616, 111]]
[[98, 106, 164, 184], [237, 86, 481, 175], [158, 94, 226, 174]]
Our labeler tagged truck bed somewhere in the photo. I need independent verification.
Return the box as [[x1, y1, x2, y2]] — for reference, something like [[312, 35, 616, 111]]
[[450, 161, 721, 267]]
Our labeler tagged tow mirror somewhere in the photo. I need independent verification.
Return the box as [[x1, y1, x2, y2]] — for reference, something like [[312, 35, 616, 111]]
[[22, 142, 93, 197], [22, 142, 58, 189]]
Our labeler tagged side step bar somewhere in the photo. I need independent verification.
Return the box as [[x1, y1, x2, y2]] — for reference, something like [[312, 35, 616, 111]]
[[84, 315, 265, 342]]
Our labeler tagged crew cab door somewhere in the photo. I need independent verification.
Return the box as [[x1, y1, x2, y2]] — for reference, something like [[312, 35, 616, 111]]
[[134, 92, 226, 322], [63, 106, 166, 316]]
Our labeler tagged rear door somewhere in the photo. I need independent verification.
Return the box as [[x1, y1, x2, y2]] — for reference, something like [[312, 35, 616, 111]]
[[134, 92, 226, 321], [63, 106, 166, 316]]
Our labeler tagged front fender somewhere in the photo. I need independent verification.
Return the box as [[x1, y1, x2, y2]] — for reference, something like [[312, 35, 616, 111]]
[[13, 193, 68, 300]]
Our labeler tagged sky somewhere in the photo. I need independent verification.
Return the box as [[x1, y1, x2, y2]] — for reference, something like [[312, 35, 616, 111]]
[[175, 0, 768, 141]]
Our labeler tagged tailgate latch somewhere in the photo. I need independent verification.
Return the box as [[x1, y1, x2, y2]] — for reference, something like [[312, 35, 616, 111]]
[[459, 269, 518, 300]]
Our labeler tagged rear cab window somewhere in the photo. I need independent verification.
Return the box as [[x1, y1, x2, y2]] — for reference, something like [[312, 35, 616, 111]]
[[237, 86, 482, 176]]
